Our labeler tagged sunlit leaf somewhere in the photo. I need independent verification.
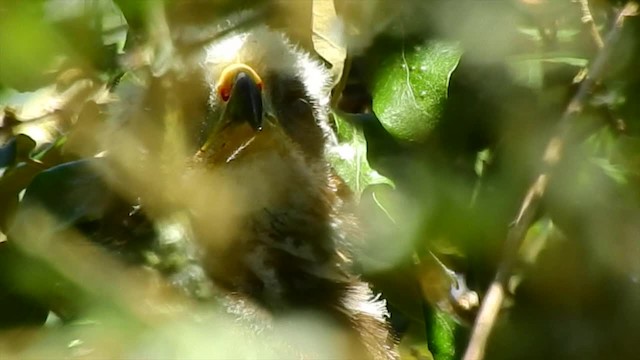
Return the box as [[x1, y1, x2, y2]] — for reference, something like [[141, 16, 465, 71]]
[[312, 0, 346, 89], [426, 307, 457, 360], [328, 111, 393, 195], [371, 39, 462, 143]]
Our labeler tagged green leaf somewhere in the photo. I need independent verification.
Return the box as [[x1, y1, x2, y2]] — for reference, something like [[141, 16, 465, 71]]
[[0, 3, 65, 91], [328, 112, 393, 195], [426, 307, 458, 360], [371, 39, 462, 143]]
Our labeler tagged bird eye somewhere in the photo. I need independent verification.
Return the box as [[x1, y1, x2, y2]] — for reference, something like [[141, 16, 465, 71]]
[[220, 86, 231, 102]]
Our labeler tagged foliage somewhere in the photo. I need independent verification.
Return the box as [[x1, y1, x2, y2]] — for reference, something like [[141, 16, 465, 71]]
[[2, 1, 640, 359]]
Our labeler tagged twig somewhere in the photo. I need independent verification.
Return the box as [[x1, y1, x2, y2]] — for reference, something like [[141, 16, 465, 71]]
[[462, 3, 638, 360], [579, 0, 604, 49]]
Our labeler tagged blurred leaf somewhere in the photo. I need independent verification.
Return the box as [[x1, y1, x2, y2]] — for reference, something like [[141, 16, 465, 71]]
[[312, 0, 346, 88], [506, 54, 587, 90], [328, 111, 393, 195], [151, 214, 213, 300], [519, 218, 555, 267], [0, 3, 66, 90], [371, 38, 462, 143], [15, 134, 38, 162], [474, 149, 492, 178], [358, 183, 424, 273], [398, 320, 433, 360], [590, 157, 628, 186], [506, 58, 545, 90]]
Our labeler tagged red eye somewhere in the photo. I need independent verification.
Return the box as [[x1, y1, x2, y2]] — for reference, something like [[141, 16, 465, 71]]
[[220, 87, 231, 102]]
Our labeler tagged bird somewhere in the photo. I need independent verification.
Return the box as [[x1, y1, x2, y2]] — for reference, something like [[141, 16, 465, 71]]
[[179, 26, 399, 359]]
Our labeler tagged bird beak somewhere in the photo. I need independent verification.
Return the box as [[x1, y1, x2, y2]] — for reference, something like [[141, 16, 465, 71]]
[[221, 71, 263, 132], [198, 64, 267, 163]]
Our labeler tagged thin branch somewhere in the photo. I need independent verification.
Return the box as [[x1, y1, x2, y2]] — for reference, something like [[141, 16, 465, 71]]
[[579, 0, 604, 49], [462, 3, 638, 360]]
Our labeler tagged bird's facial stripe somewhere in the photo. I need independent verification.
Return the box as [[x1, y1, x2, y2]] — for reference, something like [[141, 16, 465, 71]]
[[216, 63, 263, 102]]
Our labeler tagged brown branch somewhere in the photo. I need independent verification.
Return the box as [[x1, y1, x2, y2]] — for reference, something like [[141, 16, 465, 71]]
[[461, 3, 638, 360]]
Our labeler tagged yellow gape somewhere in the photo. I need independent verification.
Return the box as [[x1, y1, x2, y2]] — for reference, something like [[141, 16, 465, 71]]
[[216, 63, 263, 102]]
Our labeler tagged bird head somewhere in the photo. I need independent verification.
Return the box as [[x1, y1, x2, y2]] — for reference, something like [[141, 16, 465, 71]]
[[196, 27, 335, 166]]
